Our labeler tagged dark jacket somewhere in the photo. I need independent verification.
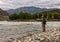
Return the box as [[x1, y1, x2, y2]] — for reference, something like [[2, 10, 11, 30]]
[[42, 18, 46, 25]]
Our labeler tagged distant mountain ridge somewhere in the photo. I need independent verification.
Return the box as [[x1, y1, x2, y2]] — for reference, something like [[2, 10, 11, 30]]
[[6, 6, 49, 14]]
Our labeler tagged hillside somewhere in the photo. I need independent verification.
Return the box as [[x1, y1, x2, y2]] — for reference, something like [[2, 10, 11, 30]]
[[0, 8, 9, 20], [7, 6, 48, 14], [0, 9, 9, 16], [8, 9, 60, 21], [40, 9, 60, 14]]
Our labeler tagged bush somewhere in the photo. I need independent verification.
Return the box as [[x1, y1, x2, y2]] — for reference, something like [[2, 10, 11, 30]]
[[9, 13, 19, 20]]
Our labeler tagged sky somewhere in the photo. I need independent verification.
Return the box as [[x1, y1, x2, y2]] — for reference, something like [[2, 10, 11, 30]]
[[0, 0, 60, 10]]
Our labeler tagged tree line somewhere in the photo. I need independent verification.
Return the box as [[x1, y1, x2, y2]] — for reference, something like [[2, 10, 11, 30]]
[[9, 11, 60, 20]]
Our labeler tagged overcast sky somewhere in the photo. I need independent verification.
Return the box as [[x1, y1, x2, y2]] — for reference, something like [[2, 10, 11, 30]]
[[0, 0, 60, 10]]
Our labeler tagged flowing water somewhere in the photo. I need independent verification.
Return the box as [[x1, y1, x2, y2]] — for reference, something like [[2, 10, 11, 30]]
[[0, 21, 60, 42]]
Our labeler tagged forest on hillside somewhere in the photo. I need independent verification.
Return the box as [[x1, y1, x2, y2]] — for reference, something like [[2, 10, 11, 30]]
[[9, 9, 60, 21]]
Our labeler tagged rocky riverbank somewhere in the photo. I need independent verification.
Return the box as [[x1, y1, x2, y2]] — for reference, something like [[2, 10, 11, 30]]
[[5, 28, 60, 42]]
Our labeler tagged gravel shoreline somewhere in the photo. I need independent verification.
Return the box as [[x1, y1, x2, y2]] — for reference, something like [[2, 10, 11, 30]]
[[5, 28, 60, 42]]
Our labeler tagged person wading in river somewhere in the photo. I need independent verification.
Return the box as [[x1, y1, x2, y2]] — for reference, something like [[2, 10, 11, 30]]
[[42, 17, 47, 32]]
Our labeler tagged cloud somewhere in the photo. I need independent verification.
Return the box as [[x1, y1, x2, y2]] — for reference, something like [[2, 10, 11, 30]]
[[32, 0, 60, 8], [0, 0, 60, 10]]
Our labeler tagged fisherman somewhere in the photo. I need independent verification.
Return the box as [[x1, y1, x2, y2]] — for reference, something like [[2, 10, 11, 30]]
[[42, 17, 46, 32]]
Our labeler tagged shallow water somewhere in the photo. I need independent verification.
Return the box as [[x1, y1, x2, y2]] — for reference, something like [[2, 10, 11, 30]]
[[0, 21, 60, 42]]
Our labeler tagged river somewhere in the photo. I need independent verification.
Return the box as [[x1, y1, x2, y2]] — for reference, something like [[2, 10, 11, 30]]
[[0, 21, 60, 42]]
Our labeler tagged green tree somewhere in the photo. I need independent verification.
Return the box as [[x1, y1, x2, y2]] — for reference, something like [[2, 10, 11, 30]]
[[9, 13, 19, 20], [48, 14, 52, 19], [39, 13, 42, 18], [57, 14, 60, 19], [44, 14, 47, 18], [19, 11, 32, 19], [54, 14, 58, 19]]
